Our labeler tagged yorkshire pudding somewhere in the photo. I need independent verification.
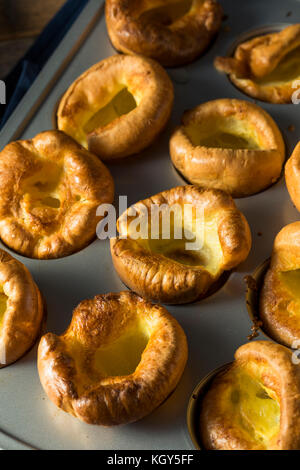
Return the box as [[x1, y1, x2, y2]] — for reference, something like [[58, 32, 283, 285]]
[[0, 249, 44, 368], [110, 185, 251, 304], [170, 99, 285, 197], [105, 0, 223, 67], [215, 24, 300, 104], [0, 130, 114, 259], [200, 341, 300, 450], [285, 141, 300, 212], [57, 54, 174, 160], [260, 222, 300, 348], [38, 291, 188, 425]]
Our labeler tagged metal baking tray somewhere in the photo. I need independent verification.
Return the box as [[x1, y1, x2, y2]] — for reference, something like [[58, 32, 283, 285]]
[[0, 0, 299, 450]]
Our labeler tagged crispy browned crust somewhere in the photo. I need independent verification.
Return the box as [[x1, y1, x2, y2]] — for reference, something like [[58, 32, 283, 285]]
[[0, 130, 114, 259], [38, 291, 188, 425], [57, 54, 174, 160], [286, 142, 300, 212], [105, 0, 223, 67], [200, 341, 300, 450], [0, 249, 44, 367], [170, 99, 285, 197], [110, 186, 251, 304], [260, 221, 300, 347], [215, 24, 300, 104]]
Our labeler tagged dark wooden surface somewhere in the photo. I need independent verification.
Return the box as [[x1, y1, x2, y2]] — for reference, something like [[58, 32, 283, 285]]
[[0, 0, 65, 78]]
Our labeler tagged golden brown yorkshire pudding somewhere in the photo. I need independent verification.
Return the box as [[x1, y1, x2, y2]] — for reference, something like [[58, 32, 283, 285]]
[[0, 249, 44, 368], [0, 130, 114, 259], [170, 99, 285, 198], [215, 24, 300, 104], [105, 0, 223, 67], [285, 142, 300, 212], [38, 291, 187, 425], [110, 185, 251, 304], [260, 222, 300, 348], [200, 341, 300, 450], [57, 54, 174, 160]]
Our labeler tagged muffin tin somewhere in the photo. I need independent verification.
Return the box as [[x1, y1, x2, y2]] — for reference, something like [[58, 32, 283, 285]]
[[0, 0, 299, 450]]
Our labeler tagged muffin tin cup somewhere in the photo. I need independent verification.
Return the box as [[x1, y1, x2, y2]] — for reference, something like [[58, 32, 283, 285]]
[[246, 258, 300, 349], [187, 362, 232, 450], [172, 161, 286, 199]]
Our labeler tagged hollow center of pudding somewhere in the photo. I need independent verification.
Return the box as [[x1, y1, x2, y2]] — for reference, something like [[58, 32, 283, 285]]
[[22, 160, 62, 210], [135, 208, 223, 275], [227, 367, 280, 447], [0, 285, 8, 329], [139, 0, 193, 26], [148, 236, 205, 267], [93, 321, 150, 377], [185, 117, 262, 150], [279, 269, 300, 299], [83, 87, 137, 136], [256, 46, 300, 85]]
